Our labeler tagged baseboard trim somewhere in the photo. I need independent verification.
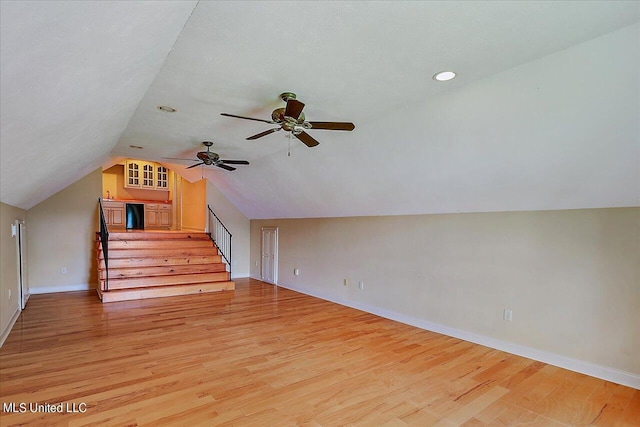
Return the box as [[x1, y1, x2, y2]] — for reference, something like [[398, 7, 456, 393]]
[[0, 307, 20, 348], [276, 281, 640, 390], [231, 272, 250, 280], [29, 284, 93, 294]]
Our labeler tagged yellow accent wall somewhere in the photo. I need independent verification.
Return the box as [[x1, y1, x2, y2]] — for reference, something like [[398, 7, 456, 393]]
[[182, 178, 206, 231]]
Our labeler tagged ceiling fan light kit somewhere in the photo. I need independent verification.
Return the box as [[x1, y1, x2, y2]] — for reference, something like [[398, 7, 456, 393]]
[[161, 92, 355, 171], [162, 141, 249, 172], [221, 92, 355, 148]]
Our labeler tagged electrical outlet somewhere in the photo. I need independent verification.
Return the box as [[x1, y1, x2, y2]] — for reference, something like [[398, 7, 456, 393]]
[[8, 289, 11, 299], [343, 278, 348, 286], [503, 309, 513, 321], [61, 267, 67, 274], [294, 268, 300, 276], [358, 281, 364, 290]]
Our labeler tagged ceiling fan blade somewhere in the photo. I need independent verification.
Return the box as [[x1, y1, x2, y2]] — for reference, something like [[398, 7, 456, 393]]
[[186, 162, 205, 169], [284, 99, 305, 119], [216, 163, 236, 171], [308, 121, 355, 131], [220, 113, 275, 124], [247, 128, 280, 140], [220, 160, 250, 165], [161, 157, 199, 162], [295, 130, 320, 148]]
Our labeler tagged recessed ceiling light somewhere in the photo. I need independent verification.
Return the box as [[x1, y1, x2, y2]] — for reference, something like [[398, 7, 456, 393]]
[[433, 71, 457, 82], [157, 105, 177, 113], [129, 145, 144, 149]]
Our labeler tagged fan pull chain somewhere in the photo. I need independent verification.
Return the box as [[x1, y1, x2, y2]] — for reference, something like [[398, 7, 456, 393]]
[[288, 132, 291, 157]]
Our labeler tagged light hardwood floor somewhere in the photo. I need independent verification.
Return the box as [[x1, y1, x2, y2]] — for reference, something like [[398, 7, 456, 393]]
[[1, 278, 638, 426]]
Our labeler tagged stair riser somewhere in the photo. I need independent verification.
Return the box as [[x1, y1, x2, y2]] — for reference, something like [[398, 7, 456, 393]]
[[102, 272, 231, 290], [102, 240, 215, 250], [99, 264, 227, 280], [99, 281, 235, 303], [99, 232, 210, 241], [98, 255, 222, 269], [99, 247, 219, 259]]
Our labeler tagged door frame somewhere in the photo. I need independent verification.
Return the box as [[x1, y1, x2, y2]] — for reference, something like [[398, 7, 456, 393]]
[[15, 220, 29, 310], [261, 227, 278, 285]]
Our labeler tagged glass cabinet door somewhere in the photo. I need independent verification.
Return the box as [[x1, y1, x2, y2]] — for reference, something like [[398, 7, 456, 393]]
[[125, 160, 170, 190], [156, 166, 168, 189], [127, 162, 140, 187], [142, 163, 154, 188]]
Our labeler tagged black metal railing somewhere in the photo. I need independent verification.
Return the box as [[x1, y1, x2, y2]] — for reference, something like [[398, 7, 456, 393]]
[[207, 205, 232, 278], [98, 198, 110, 291]]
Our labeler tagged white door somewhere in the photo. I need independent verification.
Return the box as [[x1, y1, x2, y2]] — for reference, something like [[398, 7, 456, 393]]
[[261, 227, 278, 285], [17, 221, 29, 309]]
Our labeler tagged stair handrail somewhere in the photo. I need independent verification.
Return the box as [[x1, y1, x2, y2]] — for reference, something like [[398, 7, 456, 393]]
[[98, 197, 109, 291], [207, 205, 232, 278]]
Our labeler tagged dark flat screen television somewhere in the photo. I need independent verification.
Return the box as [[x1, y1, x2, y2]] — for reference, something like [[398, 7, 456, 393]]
[[126, 203, 144, 229]]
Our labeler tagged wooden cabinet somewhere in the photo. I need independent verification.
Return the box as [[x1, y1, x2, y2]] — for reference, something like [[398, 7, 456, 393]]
[[158, 204, 172, 227], [102, 201, 125, 228], [127, 160, 155, 189], [156, 166, 168, 190], [126, 160, 170, 190], [102, 199, 171, 230], [126, 161, 140, 188], [141, 163, 155, 189], [145, 204, 158, 228], [145, 203, 172, 229]]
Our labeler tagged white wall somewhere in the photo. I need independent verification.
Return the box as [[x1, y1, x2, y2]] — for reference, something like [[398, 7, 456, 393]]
[[0, 202, 26, 346], [251, 207, 640, 387], [207, 180, 250, 278], [26, 168, 102, 293]]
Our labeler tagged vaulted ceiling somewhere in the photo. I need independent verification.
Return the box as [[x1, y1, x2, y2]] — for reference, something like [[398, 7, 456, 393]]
[[1, 1, 638, 218]]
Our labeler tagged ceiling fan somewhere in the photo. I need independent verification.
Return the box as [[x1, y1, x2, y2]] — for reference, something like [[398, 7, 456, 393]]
[[221, 92, 355, 148], [162, 141, 249, 171]]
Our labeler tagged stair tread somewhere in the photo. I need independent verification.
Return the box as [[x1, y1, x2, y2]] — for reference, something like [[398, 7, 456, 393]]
[[98, 256, 222, 269], [98, 263, 227, 271], [99, 281, 235, 303], [102, 281, 235, 291], [102, 272, 231, 290], [98, 231, 210, 241], [99, 265, 227, 280], [98, 252, 221, 257], [98, 248, 219, 259], [106, 241, 215, 248]]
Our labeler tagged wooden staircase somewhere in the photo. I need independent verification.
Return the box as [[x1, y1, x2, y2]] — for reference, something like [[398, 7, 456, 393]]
[[96, 231, 234, 303]]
